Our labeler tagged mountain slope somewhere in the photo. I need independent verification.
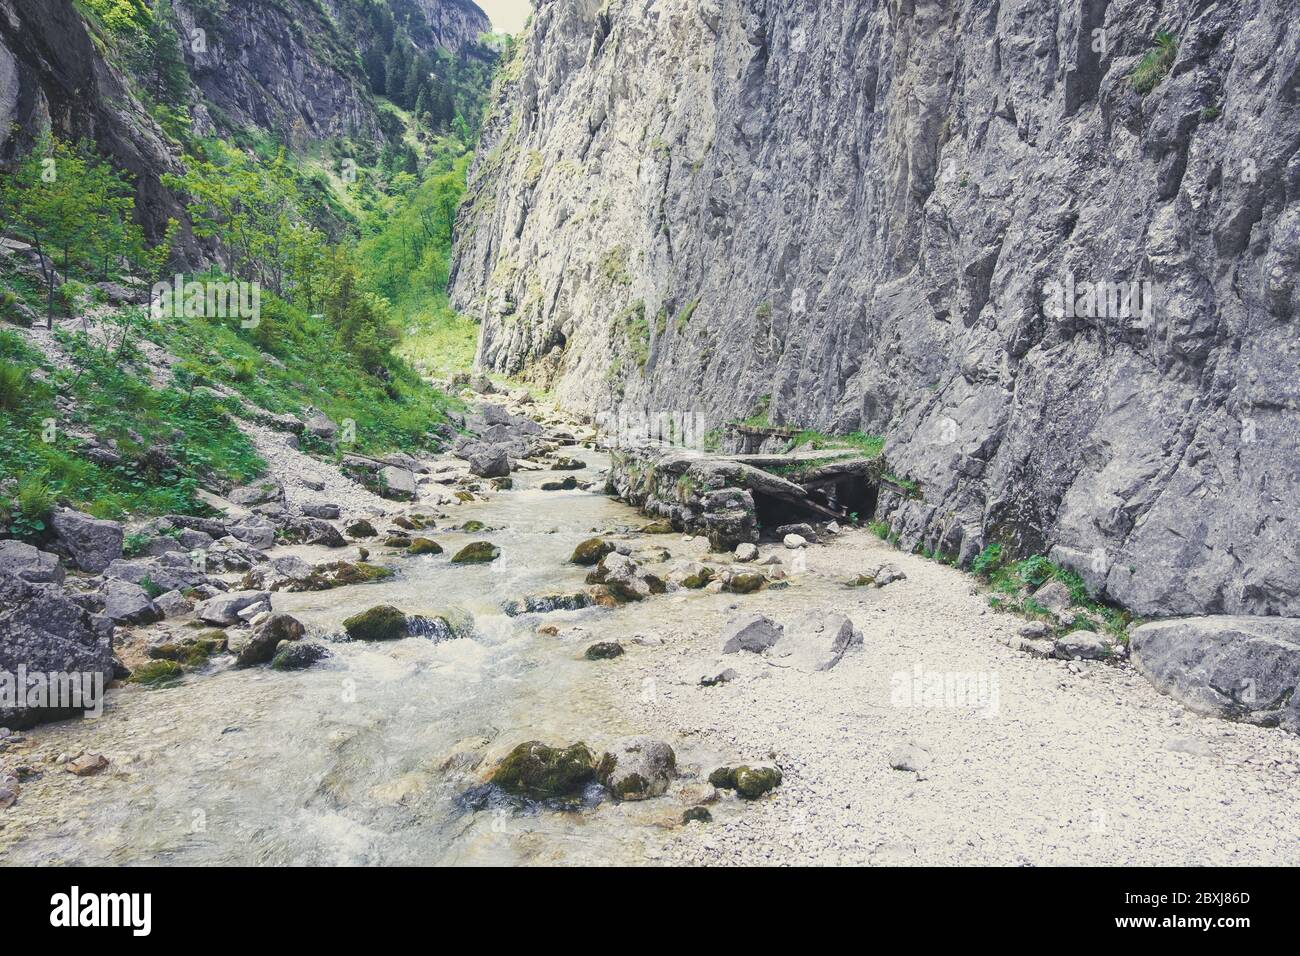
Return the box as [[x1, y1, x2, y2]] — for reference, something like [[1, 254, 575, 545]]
[[449, 0, 1300, 619]]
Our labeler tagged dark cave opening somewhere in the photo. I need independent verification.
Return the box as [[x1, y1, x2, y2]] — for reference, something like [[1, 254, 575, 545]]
[[753, 474, 879, 537]]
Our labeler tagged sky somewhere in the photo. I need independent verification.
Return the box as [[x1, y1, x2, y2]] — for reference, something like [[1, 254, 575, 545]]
[[476, 0, 532, 35]]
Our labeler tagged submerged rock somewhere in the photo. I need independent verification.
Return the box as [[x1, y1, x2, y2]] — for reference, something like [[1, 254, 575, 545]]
[[540, 476, 579, 491], [489, 741, 598, 798], [502, 592, 598, 616], [584, 641, 625, 660], [271, 642, 331, 671], [682, 806, 713, 824], [148, 630, 227, 666]]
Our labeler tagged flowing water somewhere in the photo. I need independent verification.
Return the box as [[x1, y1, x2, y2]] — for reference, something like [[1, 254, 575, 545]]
[[0, 447, 686, 866]]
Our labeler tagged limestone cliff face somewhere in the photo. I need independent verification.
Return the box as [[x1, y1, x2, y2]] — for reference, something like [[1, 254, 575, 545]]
[[0, 0, 192, 248], [450, 0, 1300, 619]]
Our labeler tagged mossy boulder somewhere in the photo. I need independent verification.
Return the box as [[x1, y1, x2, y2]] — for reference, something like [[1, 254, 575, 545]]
[[290, 561, 394, 591], [489, 741, 598, 798], [708, 764, 782, 798], [384, 534, 412, 548], [640, 520, 675, 534], [461, 520, 486, 533], [491, 477, 513, 491], [392, 515, 415, 530], [682, 806, 712, 824], [584, 641, 625, 660], [342, 605, 410, 642], [725, 572, 766, 594], [451, 541, 500, 563], [128, 660, 183, 686], [346, 519, 377, 538], [571, 537, 615, 566], [708, 767, 737, 789], [408, 538, 444, 556]]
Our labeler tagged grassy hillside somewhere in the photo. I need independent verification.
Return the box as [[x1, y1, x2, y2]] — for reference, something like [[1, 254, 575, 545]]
[[0, 0, 496, 534]]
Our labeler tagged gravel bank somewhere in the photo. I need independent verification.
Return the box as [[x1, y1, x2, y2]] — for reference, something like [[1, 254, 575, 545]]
[[594, 530, 1300, 866]]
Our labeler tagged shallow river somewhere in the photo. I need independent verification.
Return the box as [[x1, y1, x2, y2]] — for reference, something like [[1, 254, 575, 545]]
[[1, 447, 687, 865]]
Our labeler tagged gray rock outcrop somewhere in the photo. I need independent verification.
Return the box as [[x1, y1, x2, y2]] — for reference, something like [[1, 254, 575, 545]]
[[450, 0, 1300, 619], [0, 570, 115, 728]]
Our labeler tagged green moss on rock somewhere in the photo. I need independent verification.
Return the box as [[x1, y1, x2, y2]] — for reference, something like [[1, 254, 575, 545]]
[[129, 660, 184, 686], [571, 537, 615, 566], [408, 538, 444, 555], [726, 572, 766, 594], [733, 766, 783, 800], [342, 605, 409, 641], [490, 741, 597, 797], [584, 641, 625, 660], [346, 519, 377, 538], [452, 541, 500, 563]]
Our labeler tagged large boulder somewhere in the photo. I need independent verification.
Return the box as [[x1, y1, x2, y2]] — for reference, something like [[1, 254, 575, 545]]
[[198, 590, 271, 626], [342, 605, 411, 641], [378, 466, 417, 501], [467, 444, 510, 479], [104, 552, 208, 593], [227, 479, 284, 507], [0, 571, 115, 728], [98, 579, 162, 625], [571, 537, 615, 566], [585, 553, 660, 602], [49, 508, 123, 573], [235, 613, 305, 667], [489, 741, 598, 798], [304, 410, 339, 441], [721, 613, 785, 654], [597, 737, 677, 800], [1130, 617, 1300, 732], [0, 541, 64, 584]]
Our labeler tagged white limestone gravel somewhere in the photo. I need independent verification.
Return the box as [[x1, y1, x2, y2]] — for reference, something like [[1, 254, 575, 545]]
[[593, 529, 1300, 866]]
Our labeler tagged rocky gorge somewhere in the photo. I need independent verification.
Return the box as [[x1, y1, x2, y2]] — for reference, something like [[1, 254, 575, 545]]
[[0, 0, 1298, 869]]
